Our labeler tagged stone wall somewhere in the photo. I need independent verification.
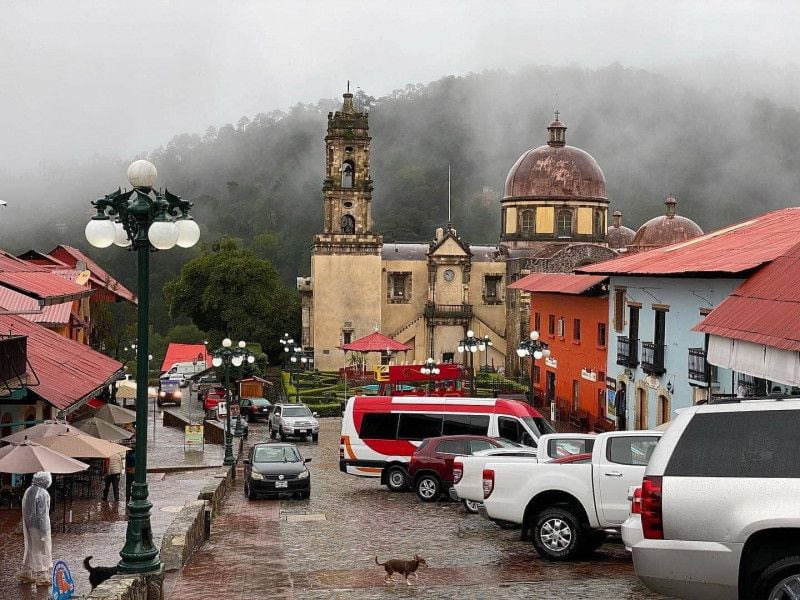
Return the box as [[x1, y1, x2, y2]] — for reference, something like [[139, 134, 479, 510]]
[[203, 419, 225, 445], [86, 569, 164, 600], [162, 409, 193, 430], [159, 500, 208, 572], [197, 464, 234, 518]]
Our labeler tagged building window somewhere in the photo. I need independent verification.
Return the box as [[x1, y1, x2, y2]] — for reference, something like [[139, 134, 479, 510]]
[[613, 288, 625, 331], [654, 308, 667, 347], [534, 312, 541, 333], [593, 209, 604, 238], [548, 314, 556, 336], [387, 272, 412, 303], [557, 317, 565, 338], [573, 318, 581, 342], [483, 274, 503, 304], [597, 322, 607, 347], [557, 210, 573, 237], [342, 330, 353, 345], [533, 365, 541, 384], [520, 209, 535, 236], [340, 214, 355, 234], [341, 160, 354, 188]]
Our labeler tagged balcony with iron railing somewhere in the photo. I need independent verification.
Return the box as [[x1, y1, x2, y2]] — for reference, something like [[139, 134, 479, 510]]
[[641, 341, 666, 376], [688, 347, 710, 383], [423, 302, 473, 321], [616, 336, 638, 367], [0, 335, 28, 394]]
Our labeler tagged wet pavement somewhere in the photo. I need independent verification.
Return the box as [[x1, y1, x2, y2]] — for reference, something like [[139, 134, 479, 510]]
[[168, 417, 668, 599]]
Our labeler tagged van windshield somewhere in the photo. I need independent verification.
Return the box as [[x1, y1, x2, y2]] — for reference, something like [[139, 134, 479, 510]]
[[523, 416, 556, 437]]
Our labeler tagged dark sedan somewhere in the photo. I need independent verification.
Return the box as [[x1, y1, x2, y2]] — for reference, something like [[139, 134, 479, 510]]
[[240, 397, 272, 421], [243, 443, 311, 500]]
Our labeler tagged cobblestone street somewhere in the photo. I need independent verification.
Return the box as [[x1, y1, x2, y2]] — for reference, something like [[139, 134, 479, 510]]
[[169, 417, 667, 600]]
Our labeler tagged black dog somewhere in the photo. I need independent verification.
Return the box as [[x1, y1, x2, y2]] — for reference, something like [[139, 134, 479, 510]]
[[83, 556, 118, 590]]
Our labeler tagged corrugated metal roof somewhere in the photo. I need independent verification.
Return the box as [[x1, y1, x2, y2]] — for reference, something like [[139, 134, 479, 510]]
[[0, 287, 72, 326], [695, 240, 800, 351], [0, 271, 90, 305], [0, 314, 123, 410], [161, 343, 211, 372], [49, 245, 136, 303], [509, 273, 608, 294], [578, 208, 800, 277], [381, 243, 429, 261]]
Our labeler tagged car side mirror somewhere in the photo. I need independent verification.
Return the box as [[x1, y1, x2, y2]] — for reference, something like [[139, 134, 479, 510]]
[[243, 459, 251, 465], [304, 458, 312, 463], [313, 412, 319, 418]]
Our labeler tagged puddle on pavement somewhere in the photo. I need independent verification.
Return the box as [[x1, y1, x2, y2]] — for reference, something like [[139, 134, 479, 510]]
[[283, 513, 327, 523]]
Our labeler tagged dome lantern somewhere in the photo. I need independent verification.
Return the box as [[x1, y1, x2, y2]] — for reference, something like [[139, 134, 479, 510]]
[[547, 110, 567, 147]]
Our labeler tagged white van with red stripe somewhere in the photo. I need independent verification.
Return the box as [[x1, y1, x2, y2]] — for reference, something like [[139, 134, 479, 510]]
[[339, 395, 556, 491]]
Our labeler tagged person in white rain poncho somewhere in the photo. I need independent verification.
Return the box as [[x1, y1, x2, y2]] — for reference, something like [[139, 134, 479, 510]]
[[18, 471, 53, 586]]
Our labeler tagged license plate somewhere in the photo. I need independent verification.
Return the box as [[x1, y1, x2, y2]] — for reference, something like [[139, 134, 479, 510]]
[[300, 429, 309, 434], [275, 481, 288, 488]]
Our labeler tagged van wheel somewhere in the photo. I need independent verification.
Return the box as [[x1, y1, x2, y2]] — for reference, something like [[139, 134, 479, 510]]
[[415, 475, 441, 502], [312, 433, 319, 443], [532, 507, 585, 561], [385, 466, 408, 492], [753, 556, 800, 600], [463, 499, 482, 514]]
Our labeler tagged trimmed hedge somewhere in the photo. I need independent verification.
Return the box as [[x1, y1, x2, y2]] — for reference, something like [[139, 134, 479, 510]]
[[305, 402, 342, 417]]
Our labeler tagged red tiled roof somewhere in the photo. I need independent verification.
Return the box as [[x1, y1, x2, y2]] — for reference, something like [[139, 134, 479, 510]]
[[49, 245, 136, 304], [509, 273, 607, 294], [340, 331, 411, 352], [694, 240, 800, 351], [0, 314, 123, 410], [161, 343, 211, 372], [578, 208, 800, 277], [0, 287, 72, 326]]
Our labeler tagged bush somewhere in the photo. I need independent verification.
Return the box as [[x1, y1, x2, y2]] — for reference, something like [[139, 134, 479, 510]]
[[305, 402, 342, 417]]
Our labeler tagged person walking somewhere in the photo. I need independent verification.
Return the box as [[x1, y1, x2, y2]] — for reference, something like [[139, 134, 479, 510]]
[[124, 445, 135, 504], [19, 471, 53, 586], [103, 450, 124, 502]]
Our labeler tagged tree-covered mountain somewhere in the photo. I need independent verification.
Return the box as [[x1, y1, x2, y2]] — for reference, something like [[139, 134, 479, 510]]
[[4, 64, 800, 336]]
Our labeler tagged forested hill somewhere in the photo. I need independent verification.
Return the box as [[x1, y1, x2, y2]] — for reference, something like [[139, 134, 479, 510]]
[[5, 64, 800, 331]]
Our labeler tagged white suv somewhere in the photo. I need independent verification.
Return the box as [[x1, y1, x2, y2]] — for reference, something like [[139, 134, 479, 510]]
[[632, 398, 800, 600]]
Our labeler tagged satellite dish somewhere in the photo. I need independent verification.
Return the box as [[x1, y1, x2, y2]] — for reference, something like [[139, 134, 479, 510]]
[[75, 270, 91, 286]]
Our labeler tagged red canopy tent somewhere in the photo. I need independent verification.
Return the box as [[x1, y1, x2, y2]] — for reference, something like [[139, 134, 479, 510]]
[[339, 332, 411, 376]]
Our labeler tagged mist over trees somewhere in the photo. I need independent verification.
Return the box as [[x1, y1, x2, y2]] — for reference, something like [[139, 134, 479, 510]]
[[3, 63, 800, 336]]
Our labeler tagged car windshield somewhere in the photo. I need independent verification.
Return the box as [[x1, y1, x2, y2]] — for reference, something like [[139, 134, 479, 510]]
[[253, 446, 300, 463], [250, 398, 270, 406], [282, 405, 312, 417], [523, 416, 556, 437]]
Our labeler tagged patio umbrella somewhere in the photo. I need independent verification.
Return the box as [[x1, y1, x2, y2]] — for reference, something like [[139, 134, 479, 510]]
[[73, 417, 133, 443], [1, 420, 70, 444], [94, 403, 137, 426], [35, 428, 129, 459], [0, 439, 88, 474]]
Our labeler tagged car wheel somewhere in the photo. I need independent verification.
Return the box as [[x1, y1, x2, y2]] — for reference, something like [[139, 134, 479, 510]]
[[270, 427, 277, 440], [415, 475, 441, 502], [245, 481, 254, 500], [300, 490, 310, 500], [754, 556, 800, 600], [312, 433, 319, 443], [279, 430, 286, 442], [463, 499, 482, 514], [385, 466, 408, 492], [532, 507, 585, 561]]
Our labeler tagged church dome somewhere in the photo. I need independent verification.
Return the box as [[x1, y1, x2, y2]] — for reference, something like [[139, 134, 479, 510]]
[[631, 196, 703, 250], [503, 116, 607, 201], [607, 210, 636, 249]]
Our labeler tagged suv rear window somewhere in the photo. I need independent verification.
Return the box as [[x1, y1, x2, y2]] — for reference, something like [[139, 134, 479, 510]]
[[665, 410, 800, 478], [436, 440, 468, 454]]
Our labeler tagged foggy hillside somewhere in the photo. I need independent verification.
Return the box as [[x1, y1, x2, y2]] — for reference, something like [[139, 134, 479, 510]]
[[2, 63, 800, 330]]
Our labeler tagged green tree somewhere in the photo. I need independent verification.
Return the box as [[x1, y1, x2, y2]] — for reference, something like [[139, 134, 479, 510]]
[[90, 301, 137, 360], [163, 238, 299, 358]]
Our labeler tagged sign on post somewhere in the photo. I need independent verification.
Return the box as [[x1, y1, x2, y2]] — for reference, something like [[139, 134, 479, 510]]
[[217, 401, 227, 416], [184, 424, 204, 452], [50, 560, 75, 600], [230, 403, 240, 418]]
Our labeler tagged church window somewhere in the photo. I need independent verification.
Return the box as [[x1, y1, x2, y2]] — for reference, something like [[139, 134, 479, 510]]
[[341, 214, 355, 234], [557, 210, 573, 237], [388, 272, 412, 303], [345, 146, 353, 153], [520, 209, 535, 236], [341, 160, 354, 188], [483, 274, 503, 304], [343, 201, 353, 209], [593, 209, 604, 238]]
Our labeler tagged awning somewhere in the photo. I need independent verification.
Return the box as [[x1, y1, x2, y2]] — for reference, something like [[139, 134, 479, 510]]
[[339, 331, 411, 353], [707, 335, 800, 386]]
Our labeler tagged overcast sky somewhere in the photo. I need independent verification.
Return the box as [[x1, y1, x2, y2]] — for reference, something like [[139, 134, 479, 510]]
[[2, 0, 800, 171]]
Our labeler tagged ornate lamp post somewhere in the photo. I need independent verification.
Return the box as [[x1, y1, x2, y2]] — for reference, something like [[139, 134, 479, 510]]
[[289, 345, 306, 403], [211, 339, 255, 466], [420, 357, 441, 394], [85, 160, 200, 574], [457, 330, 483, 396], [516, 331, 551, 406], [481, 335, 493, 372]]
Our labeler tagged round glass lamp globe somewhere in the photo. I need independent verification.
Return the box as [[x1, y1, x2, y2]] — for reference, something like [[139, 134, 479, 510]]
[[231, 356, 243, 367], [148, 221, 178, 250], [290, 356, 297, 363], [533, 350, 544, 359], [113, 221, 131, 247], [466, 330, 474, 337], [238, 340, 246, 348], [127, 160, 157, 188], [478, 344, 486, 351], [457, 345, 464, 353], [212, 357, 222, 367], [85, 219, 116, 248], [543, 349, 552, 357], [516, 348, 527, 358], [300, 357, 308, 363], [247, 355, 255, 364], [222, 338, 232, 348], [530, 331, 540, 341], [175, 219, 200, 248]]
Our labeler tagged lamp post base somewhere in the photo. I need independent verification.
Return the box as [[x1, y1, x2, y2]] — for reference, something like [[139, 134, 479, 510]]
[[234, 415, 244, 437], [118, 482, 161, 573], [223, 430, 235, 466]]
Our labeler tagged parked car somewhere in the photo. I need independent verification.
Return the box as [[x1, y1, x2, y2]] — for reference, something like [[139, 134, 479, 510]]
[[243, 442, 311, 500], [159, 371, 188, 388], [631, 398, 800, 600], [240, 397, 272, 422], [269, 403, 320, 442], [203, 387, 227, 414], [482, 430, 662, 560], [407, 435, 515, 503], [453, 433, 596, 512], [194, 375, 220, 397]]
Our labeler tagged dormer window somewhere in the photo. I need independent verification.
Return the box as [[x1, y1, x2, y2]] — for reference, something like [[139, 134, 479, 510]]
[[341, 160, 354, 188]]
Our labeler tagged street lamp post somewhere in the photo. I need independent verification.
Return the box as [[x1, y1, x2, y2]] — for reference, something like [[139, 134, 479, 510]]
[[211, 339, 256, 466], [289, 345, 306, 403], [457, 330, 484, 396], [482, 335, 493, 372], [420, 357, 441, 394], [85, 160, 200, 574], [516, 331, 551, 407]]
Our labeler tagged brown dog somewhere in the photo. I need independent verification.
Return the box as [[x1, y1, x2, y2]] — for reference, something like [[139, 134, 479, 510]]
[[375, 554, 428, 585]]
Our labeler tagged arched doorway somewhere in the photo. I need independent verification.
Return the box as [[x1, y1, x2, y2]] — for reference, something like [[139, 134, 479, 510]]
[[657, 394, 670, 426], [635, 388, 647, 429]]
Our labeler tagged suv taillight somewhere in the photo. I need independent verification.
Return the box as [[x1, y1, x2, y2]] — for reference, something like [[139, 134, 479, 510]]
[[339, 437, 345, 460], [641, 476, 663, 539], [630, 486, 643, 515], [482, 469, 495, 499], [453, 461, 463, 484]]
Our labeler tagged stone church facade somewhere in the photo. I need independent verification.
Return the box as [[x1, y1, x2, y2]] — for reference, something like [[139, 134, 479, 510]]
[[299, 92, 617, 374]]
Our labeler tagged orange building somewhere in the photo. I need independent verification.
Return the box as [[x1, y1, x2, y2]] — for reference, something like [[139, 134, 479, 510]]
[[510, 273, 610, 431]]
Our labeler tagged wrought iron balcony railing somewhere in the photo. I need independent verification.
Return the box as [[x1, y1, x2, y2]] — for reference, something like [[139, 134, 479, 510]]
[[642, 341, 666, 376]]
